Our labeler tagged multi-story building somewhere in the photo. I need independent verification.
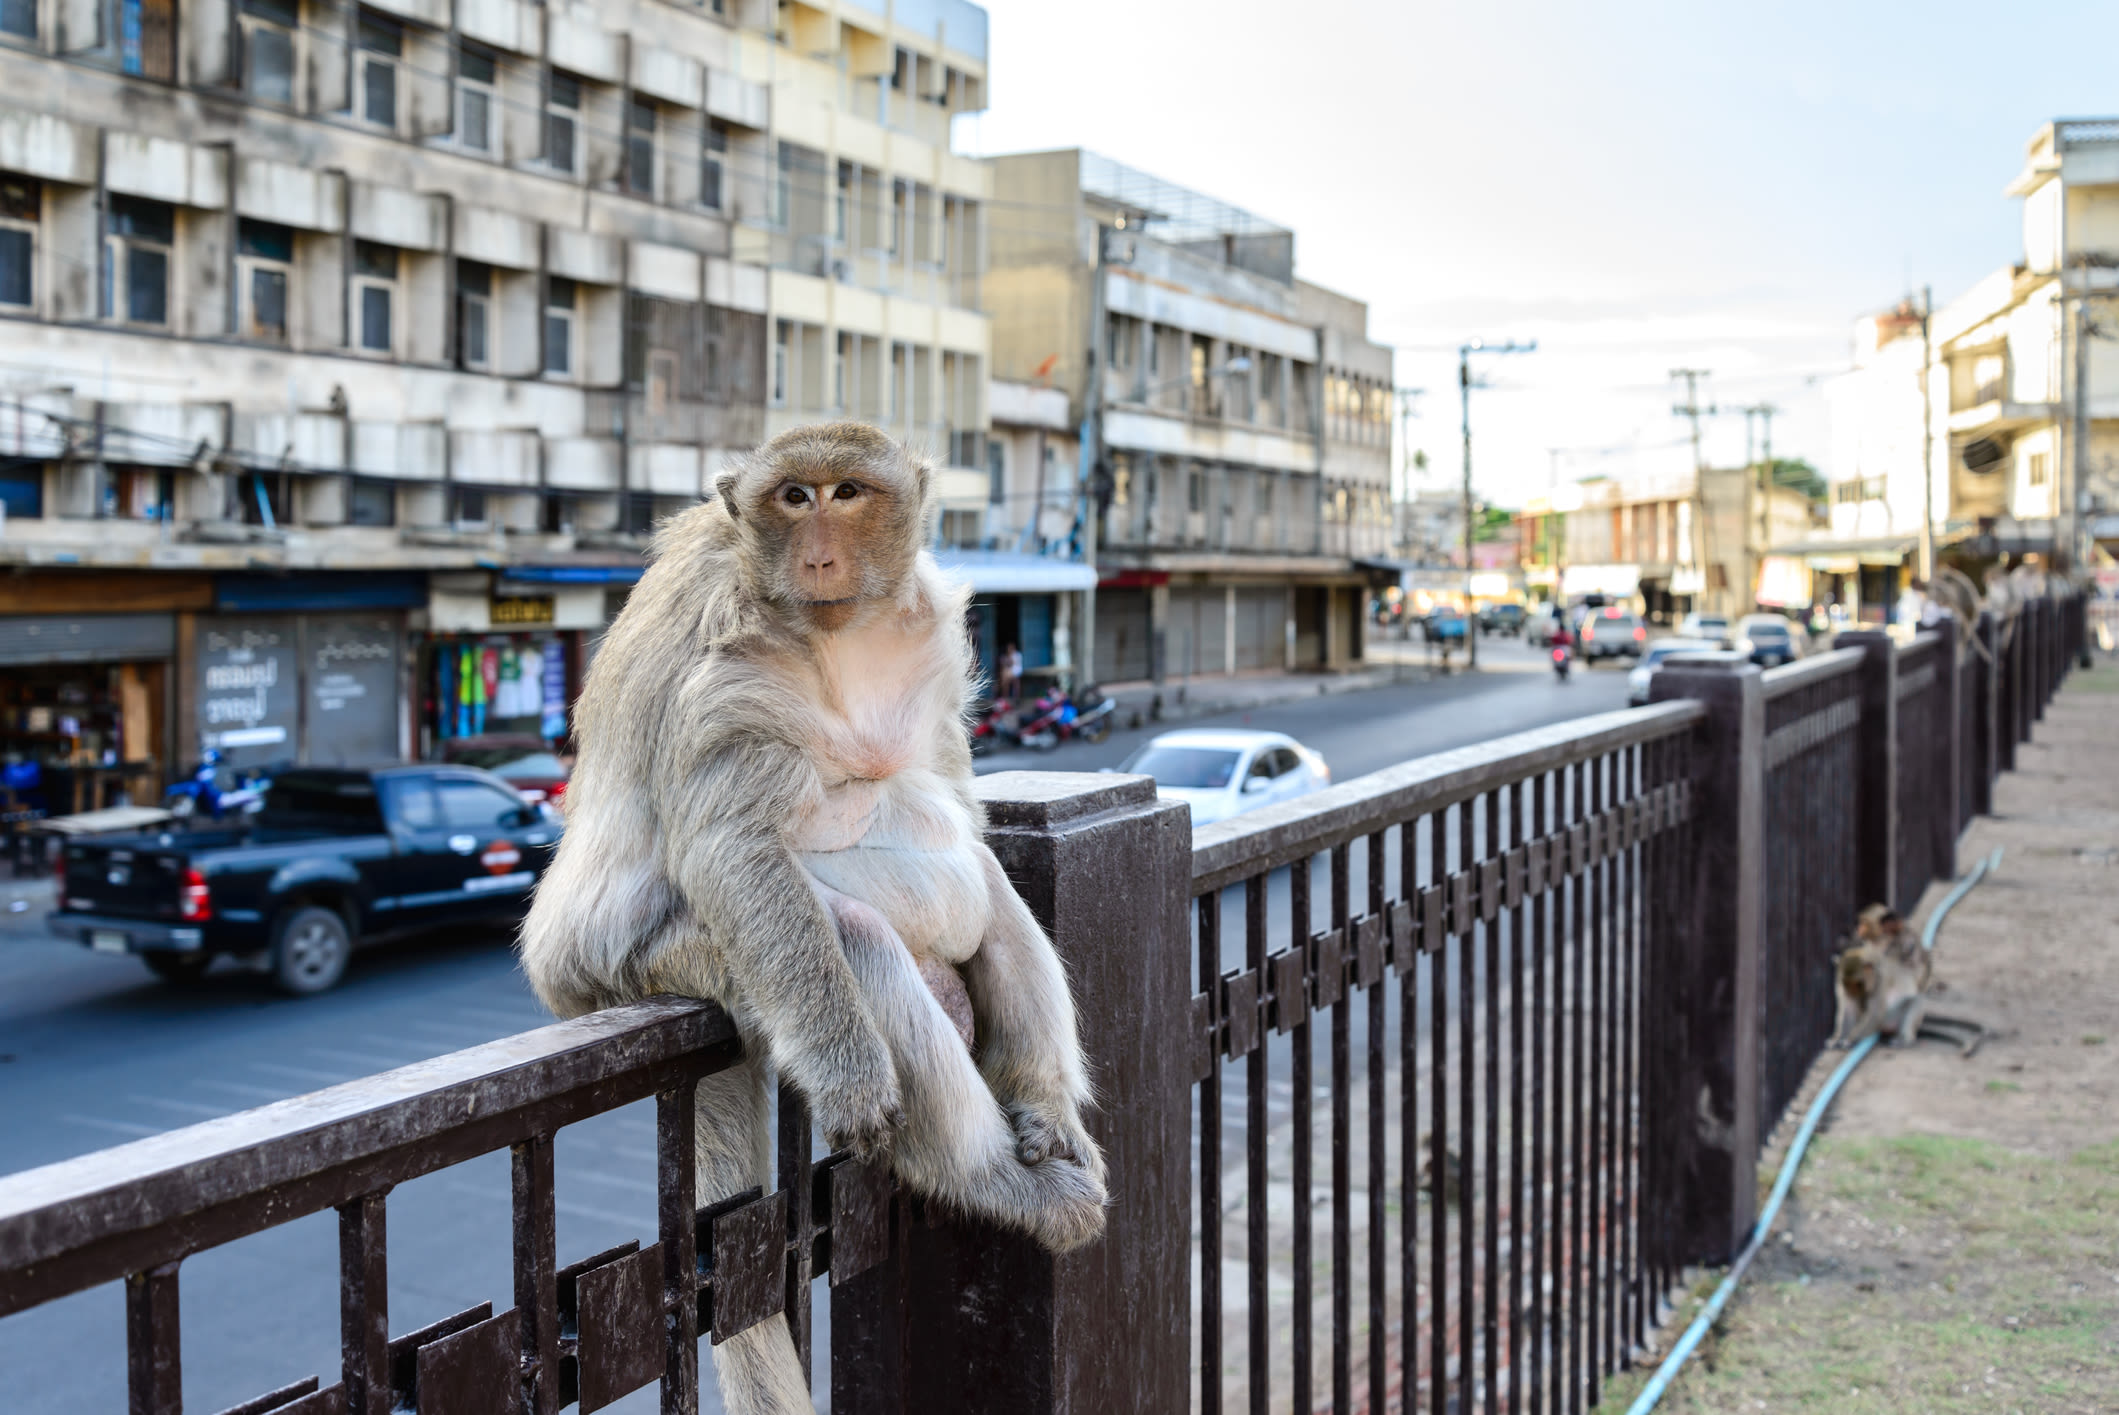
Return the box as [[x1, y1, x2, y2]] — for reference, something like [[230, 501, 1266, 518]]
[[0, 0, 991, 807], [1817, 117, 2119, 614], [986, 149, 1394, 688]]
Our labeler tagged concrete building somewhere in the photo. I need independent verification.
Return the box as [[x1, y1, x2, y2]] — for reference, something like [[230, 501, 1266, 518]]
[[985, 149, 1393, 687], [1816, 118, 2119, 613], [0, 0, 991, 803]]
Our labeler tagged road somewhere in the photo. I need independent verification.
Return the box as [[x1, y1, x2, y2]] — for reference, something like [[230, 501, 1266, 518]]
[[0, 636, 1634, 1413]]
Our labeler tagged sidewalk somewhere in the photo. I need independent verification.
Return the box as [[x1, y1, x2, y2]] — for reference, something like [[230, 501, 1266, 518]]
[[1607, 661, 2119, 1412]]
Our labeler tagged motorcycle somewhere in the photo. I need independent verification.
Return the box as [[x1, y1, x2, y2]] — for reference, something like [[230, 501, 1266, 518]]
[[968, 696, 1020, 757], [1016, 685, 1117, 751], [165, 750, 272, 821], [1551, 642, 1572, 681]]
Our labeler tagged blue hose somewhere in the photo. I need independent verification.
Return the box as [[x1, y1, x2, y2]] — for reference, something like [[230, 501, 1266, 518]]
[[1622, 845, 2004, 1414]]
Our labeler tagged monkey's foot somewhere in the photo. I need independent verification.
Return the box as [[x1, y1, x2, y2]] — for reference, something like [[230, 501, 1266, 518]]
[[1010, 1152, 1109, 1254]]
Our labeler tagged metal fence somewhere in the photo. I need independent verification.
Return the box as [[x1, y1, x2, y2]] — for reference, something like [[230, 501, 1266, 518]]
[[0, 596, 2086, 1415]]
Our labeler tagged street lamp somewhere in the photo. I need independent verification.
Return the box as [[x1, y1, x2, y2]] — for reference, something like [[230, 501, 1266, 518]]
[[1460, 338, 1536, 667]]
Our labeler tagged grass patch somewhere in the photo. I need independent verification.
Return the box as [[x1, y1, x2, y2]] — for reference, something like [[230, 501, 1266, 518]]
[[1600, 1136, 2119, 1412]]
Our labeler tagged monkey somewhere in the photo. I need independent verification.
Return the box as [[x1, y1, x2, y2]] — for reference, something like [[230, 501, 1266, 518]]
[[519, 422, 1106, 1415], [1928, 566, 1991, 662], [1832, 905, 1987, 1056], [1414, 1129, 1465, 1209]]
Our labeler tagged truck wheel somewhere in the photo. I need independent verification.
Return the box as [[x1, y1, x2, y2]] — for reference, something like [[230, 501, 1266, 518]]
[[142, 953, 212, 984], [272, 906, 352, 996]]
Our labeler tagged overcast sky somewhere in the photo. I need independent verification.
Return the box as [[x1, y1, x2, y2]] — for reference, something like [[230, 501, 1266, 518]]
[[960, 0, 2119, 511]]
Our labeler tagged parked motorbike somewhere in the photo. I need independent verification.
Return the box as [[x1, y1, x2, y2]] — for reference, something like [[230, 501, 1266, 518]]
[[1016, 685, 1117, 751], [165, 751, 272, 820], [969, 696, 1020, 757]]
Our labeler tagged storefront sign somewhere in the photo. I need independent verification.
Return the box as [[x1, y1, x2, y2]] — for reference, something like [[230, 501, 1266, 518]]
[[490, 596, 556, 626], [197, 618, 298, 766]]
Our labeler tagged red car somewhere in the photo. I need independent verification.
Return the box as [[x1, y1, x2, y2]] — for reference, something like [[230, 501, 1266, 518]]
[[439, 736, 572, 807]]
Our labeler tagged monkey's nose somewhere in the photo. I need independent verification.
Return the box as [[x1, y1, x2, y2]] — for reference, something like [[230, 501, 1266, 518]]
[[806, 555, 835, 572]]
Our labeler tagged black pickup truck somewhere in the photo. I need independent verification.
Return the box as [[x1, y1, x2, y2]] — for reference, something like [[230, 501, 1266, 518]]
[[49, 766, 561, 995]]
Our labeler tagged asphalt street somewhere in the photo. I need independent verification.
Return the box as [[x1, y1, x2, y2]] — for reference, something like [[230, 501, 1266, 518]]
[[0, 634, 1634, 1413]]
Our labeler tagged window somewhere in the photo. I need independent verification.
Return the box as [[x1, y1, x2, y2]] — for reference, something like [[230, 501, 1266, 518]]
[[626, 99, 656, 197], [835, 160, 851, 242], [437, 779, 524, 828], [1187, 466, 1204, 514], [234, 471, 292, 526], [2028, 452, 2050, 487], [889, 179, 905, 256], [545, 70, 580, 174], [237, 218, 293, 342], [240, 0, 296, 104], [119, 0, 175, 80], [352, 239, 397, 353], [890, 46, 912, 93], [456, 259, 491, 370], [103, 195, 172, 326], [357, 14, 400, 129], [544, 276, 574, 375], [833, 331, 848, 410], [773, 142, 793, 227], [702, 120, 728, 210], [0, 0, 33, 39], [0, 175, 36, 308], [771, 319, 789, 406], [540, 492, 577, 534], [457, 43, 496, 152], [986, 440, 1005, 501], [348, 479, 395, 526], [450, 485, 488, 525]]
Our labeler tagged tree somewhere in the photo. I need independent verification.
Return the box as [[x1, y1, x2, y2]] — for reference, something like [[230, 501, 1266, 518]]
[[1767, 458, 1825, 501]]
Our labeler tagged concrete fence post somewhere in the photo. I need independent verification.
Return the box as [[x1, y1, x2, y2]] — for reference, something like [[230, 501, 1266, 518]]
[[1838, 629, 1898, 916], [832, 772, 1192, 1415], [1647, 653, 1764, 1264]]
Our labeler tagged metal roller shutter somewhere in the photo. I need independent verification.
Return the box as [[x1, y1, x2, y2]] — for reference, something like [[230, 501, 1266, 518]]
[[0, 613, 175, 665], [1094, 588, 1151, 684], [1234, 587, 1283, 671]]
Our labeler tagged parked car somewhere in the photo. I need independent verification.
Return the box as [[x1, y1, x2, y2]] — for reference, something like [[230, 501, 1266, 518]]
[[1626, 637, 1725, 705], [1424, 609, 1469, 644], [1114, 729, 1330, 828], [1734, 613, 1803, 668], [1677, 611, 1731, 645], [1479, 603, 1526, 636], [48, 766, 562, 994], [441, 735, 572, 806], [1578, 607, 1649, 662]]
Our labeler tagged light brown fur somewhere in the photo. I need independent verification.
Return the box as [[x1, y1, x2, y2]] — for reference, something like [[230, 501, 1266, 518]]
[[519, 423, 1105, 1415]]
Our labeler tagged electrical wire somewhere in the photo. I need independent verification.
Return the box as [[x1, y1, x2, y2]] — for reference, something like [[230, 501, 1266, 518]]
[[1622, 845, 2006, 1414]]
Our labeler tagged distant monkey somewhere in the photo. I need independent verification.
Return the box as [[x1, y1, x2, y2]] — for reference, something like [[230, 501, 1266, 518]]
[[520, 423, 1105, 1415], [1832, 905, 1985, 1056]]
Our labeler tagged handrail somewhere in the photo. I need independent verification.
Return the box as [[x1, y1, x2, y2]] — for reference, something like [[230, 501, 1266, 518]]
[[1190, 701, 1706, 893], [0, 997, 738, 1316], [1759, 647, 1864, 701]]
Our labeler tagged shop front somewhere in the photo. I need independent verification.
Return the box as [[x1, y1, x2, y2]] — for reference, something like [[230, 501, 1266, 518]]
[[419, 571, 626, 759]]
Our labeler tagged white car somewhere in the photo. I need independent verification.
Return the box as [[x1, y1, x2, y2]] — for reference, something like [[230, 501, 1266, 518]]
[[1115, 729, 1331, 828], [1627, 637, 1725, 705], [1677, 612, 1730, 645]]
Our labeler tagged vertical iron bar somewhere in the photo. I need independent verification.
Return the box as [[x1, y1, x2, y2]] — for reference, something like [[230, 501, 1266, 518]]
[[514, 1133, 560, 1415], [125, 1263, 181, 1415], [1331, 841, 1352, 1415], [339, 1191, 389, 1415], [1429, 811, 1449, 1415], [1482, 788, 1501, 1415], [779, 1078, 815, 1382], [1623, 746, 1643, 1357], [1457, 799, 1476, 1415], [1200, 892, 1223, 1415], [1507, 777, 1527, 1414], [1366, 830, 1388, 1415], [660, 1079, 700, 1415], [1530, 771, 1549, 1415], [1590, 752, 1609, 1396], [1247, 871, 1270, 1415], [1567, 760, 1586, 1415], [1292, 855, 1315, 1415], [1400, 818, 1420, 1415]]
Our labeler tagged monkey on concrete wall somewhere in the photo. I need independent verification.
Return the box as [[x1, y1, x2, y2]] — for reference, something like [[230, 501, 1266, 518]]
[[520, 423, 1106, 1415]]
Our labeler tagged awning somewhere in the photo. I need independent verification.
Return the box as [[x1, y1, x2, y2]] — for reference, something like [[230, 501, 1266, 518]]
[[1563, 564, 1641, 597], [933, 550, 1098, 594], [495, 564, 647, 585]]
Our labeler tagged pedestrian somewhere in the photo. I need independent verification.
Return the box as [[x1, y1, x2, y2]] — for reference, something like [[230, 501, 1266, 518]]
[[998, 642, 1023, 702]]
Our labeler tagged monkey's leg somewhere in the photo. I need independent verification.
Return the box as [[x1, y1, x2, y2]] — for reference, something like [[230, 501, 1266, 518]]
[[825, 888, 1107, 1254], [1887, 995, 1927, 1049], [959, 848, 1105, 1183], [694, 1055, 814, 1415]]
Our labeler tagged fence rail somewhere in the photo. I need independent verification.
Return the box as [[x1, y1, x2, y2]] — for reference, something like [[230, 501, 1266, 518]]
[[0, 596, 2087, 1415]]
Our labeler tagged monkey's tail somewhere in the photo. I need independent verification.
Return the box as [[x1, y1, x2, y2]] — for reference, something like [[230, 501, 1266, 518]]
[[1623, 845, 2004, 1414], [710, 1319, 816, 1415]]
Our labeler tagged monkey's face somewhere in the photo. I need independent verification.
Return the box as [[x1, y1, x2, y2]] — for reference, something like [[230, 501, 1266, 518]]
[[721, 425, 928, 629]]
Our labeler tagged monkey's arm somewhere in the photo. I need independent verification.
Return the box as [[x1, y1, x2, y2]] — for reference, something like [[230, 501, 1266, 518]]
[[655, 745, 904, 1159]]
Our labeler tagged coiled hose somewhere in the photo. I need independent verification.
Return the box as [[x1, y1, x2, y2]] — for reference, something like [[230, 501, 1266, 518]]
[[1621, 845, 2005, 1414]]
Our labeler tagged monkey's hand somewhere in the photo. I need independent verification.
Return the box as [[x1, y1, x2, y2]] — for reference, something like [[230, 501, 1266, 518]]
[[1007, 1099, 1105, 1183], [803, 1033, 905, 1162]]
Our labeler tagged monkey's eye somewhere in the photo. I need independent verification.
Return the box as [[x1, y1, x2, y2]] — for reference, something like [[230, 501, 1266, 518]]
[[782, 485, 811, 507], [832, 482, 861, 502]]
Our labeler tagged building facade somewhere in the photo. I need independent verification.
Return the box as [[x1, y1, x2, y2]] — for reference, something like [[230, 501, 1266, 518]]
[[1817, 117, 2119, 612], [986, 149, 1393, 688], [0, 0, 991, 805]]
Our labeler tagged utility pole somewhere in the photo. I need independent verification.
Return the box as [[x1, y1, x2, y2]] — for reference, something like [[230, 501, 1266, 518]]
[[1394, 387, 1424, 557], [1918, 285, 1936, 581], [1076, 224, 1114, 687], [1744, 402, 1778, 607], [1670, 369, 1717, 612], [1460, 339, 1535, 668]]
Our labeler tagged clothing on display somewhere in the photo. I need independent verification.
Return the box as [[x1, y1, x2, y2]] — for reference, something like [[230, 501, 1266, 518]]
[[434, 636, 568, 742]]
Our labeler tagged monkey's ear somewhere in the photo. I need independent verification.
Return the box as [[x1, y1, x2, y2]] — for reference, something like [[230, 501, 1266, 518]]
[[714, 472, 742, 519]]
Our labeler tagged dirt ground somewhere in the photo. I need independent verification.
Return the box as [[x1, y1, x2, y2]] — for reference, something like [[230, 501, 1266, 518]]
[[1605, 662, 2119, 1413]]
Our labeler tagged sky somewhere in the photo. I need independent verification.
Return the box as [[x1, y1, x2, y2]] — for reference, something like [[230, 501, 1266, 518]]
[[958, 0, 2119, 512]]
